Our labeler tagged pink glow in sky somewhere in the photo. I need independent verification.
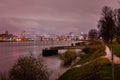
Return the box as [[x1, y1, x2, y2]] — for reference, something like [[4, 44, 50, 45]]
[[0, 0, 119, 34]]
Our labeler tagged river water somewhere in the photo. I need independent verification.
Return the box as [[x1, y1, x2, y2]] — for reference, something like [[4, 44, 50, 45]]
[[0, 41, 70, 80]]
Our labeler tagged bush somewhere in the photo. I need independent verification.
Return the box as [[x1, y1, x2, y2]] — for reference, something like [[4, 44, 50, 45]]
[[0, 73, 8, 80], [60, 50, 76, 66], [79, 52, 86, 58], [82, 44, 105, 54], [9, 54, 49, 80], [82, 47, 90, 53]]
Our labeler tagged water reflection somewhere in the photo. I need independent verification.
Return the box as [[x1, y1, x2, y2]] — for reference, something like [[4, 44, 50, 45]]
[[12, 47, 18, 61]]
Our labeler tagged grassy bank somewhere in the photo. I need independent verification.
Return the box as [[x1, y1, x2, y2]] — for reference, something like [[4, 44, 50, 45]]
[[74, 44, 105, 65], [108, 44, 120, 57], [59, 57, 120, 80], [58, 41, 116, 80]]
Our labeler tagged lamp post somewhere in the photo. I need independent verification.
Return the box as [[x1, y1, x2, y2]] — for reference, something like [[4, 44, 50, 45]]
[[111, 46, 114, 80]]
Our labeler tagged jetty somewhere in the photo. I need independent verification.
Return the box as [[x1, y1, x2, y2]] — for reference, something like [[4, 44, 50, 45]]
[[42, 41, 88, 56], [42, 45, 86, 56], [50, 46, 85, 50]]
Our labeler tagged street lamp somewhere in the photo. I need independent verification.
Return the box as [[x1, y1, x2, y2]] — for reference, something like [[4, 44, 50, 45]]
[[111, 45, 114, 80]]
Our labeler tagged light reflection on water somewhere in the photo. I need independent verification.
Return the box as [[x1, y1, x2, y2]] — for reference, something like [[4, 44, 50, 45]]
[[0, 41, 70, 80], [12, 47, 18, 61]]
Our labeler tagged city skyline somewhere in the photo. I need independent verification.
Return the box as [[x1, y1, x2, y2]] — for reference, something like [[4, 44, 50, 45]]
[[0, 0, 119, 34]]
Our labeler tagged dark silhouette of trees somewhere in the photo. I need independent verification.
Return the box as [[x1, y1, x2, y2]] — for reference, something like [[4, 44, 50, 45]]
[[9, 55, 49, 80], [88, 29, 98, 40], [98, 6, 115, 43], [114, 9, 120, 43]]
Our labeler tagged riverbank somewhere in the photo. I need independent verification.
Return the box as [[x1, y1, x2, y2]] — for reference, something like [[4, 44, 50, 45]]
[[58, 42, 120, 80], [0, 41, 70, 80]]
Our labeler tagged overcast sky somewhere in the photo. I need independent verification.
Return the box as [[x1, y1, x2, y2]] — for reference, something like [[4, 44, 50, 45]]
[[0, 0, 119, 35]]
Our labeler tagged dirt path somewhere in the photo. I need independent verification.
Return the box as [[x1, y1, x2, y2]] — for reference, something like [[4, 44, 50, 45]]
[[105, 46, 120, 64]]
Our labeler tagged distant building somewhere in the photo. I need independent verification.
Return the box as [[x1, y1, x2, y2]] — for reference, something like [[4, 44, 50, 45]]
[[0, 31, 18, 41]]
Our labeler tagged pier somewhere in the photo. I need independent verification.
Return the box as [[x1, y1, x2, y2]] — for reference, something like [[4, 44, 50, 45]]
[[42, 41, 88, 56], [42, 45, 85, 56], [50, 46, 85, 50]]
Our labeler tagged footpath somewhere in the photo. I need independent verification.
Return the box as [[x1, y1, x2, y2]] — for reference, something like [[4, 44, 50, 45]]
[[105, 46, 120, 64], [74, 45, 120, 68]]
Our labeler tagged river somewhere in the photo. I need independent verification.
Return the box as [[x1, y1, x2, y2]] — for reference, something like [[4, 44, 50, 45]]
[[0, 41, 70, 80]]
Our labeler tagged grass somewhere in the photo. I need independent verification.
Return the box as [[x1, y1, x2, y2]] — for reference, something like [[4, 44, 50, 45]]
[[97, 64, 120, 80], [59, 42, 120, 80], [74, 44, 105, 65], [108, 44, 120, 57], [58, 57, 120, 80]]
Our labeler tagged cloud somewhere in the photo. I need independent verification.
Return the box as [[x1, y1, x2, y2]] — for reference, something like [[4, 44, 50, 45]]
[[0, 0, 119, 34]]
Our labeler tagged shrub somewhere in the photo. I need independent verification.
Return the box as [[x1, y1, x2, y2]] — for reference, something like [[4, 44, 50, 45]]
[[82, 47, 90, 53], [0, 73, 8, 80], [60, 50, 76, 66], [79, 52, 86, 58], [9, 54, 49, 80]]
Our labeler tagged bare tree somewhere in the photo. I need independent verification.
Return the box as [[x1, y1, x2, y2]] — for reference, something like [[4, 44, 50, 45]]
[[88, 29, 98, 40], [114, 8, 120, 43], [9, 55, 49, 80], [98, 6, 115, 43]]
